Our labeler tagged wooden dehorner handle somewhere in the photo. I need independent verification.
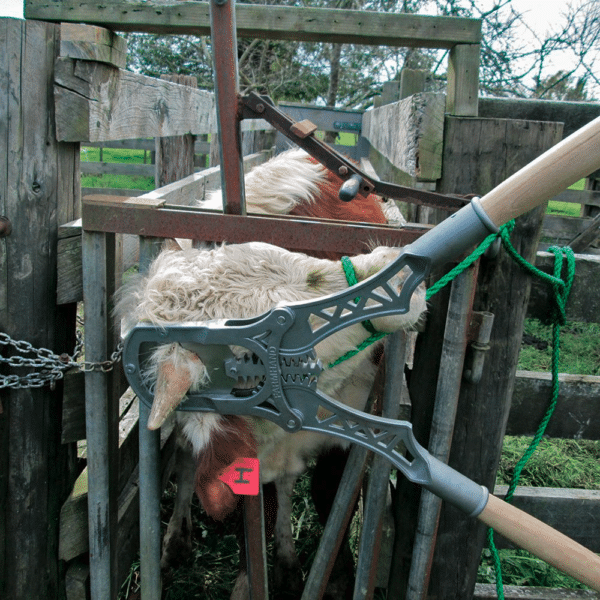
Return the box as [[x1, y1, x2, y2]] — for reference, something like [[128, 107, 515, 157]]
[[478, 494, 600, 591], [479, 115, 600, 227]]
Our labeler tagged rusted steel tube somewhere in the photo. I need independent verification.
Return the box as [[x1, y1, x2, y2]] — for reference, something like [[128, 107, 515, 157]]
[[210, 0, 246, 215], [243, 493, 269, 599]]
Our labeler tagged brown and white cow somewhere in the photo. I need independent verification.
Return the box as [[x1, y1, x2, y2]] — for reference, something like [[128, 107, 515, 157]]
[[116, 149, 424, 599]]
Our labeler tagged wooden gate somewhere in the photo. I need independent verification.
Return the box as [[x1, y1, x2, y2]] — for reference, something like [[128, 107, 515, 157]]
[[3, 3, 600, 599]]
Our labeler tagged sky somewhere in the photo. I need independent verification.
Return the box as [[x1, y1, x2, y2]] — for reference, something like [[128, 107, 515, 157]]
[[0, 0, 589, 92]]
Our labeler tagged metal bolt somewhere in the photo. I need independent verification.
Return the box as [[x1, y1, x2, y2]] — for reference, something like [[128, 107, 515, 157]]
[[277, 315, 287, 325], [125, 364, 136, 374], [287, 419, 297, 429], [338, 166, 349, 175], [0, 216, 12, 238], [255, 103, 265, 113]]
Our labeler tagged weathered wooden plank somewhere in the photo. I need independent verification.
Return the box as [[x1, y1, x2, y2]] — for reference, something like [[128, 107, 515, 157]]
[[543, 214, 589, 238], [492, 486, 600, 553], [479, 97, 600, 139], [65, 560, 90, 600], [135, 148, 273, 206], [508, 371, 600, 440], [27, 2, 482, 48], [80, 161, 156, 177], [399, 69, 429, 100], [569, 211, 600, 253], [1, 18, 80, 600], [54, 57, 214, 141], [60, 22, 127, 68], [362, 93, 445, 183], [155, 74, 197, 189], [528, 251, 600, 323], [61, 370, 86, 444], [552, 188, 600, 208], [475, 584, 600, 599], [83, 138, 210, 153], [58, 426, 176, 578], [58, 221, 84, 305]]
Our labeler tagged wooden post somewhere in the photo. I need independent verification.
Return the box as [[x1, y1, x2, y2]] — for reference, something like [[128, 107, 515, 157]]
[[446, 44, 480, 117], [0, 19, 80, 600], [399, 69, 428, 100], [426, 117, 563, 599], [156, 75, 198, 188]]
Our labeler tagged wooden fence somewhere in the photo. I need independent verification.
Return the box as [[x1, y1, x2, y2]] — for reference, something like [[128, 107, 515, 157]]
[[3, 6, 600, 600]]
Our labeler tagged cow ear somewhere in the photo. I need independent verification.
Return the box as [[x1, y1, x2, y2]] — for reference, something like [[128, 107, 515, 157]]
[[148, 351, 201, 429]]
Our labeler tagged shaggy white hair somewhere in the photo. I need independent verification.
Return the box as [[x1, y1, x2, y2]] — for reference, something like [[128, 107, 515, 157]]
[[116, 242, 426, 460], [199, 148, 324, 214]]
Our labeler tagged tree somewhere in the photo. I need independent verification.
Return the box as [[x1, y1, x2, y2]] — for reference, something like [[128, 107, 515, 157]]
[[125, 0, 599, 107]]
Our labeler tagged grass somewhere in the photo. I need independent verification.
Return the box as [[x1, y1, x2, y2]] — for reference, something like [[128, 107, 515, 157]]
[[518, 319, 600, 375]]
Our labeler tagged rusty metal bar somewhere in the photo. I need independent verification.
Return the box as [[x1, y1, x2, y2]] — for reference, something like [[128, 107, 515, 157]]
[[241, 92, 467, 212], [210, 2, 267, 597], [243, 493, 269, 599], [82, 196, 429, 254], [210, 0, 246, 215]]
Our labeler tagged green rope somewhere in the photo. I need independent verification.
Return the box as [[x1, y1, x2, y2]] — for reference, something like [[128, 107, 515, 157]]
[[333, 220, 577, 598], [328, 258, 387, 368], [340, 256, 379, 335], [486, 240, 575, 599], [330, 223, 514, 369]]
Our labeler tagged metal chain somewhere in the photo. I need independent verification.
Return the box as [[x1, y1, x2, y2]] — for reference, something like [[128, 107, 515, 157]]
[[0, 331, 123, 390]]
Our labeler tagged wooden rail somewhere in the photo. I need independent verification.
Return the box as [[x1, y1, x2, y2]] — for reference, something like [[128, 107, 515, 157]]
[[27, 1, 481, 47]]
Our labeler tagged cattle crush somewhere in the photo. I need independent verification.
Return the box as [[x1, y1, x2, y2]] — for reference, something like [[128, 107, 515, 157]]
[[2, 2, 600, 600]]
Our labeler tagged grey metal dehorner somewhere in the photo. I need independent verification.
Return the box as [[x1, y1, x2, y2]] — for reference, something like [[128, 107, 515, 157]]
[[122, 115, 600, 592]]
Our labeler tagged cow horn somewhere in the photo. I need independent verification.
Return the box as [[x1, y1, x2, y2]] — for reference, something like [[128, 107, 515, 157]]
[[148, 357, 196, 430]]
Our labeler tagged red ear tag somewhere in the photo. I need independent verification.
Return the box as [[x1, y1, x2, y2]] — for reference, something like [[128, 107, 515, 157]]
[[218, 458, 260, 495]]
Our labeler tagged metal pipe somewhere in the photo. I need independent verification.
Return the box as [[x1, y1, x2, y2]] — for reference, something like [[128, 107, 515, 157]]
[[405, 263, 479, 600], [463, 311, 495, 384], [210, 0, 246, 215], [243, 493, 269, 599], [354, 331, 408, 600], [138, 237, 165, 600], [82, 230, 119, 600]]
